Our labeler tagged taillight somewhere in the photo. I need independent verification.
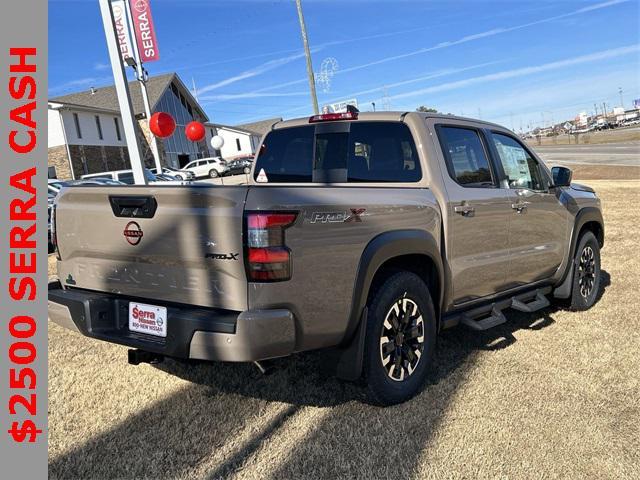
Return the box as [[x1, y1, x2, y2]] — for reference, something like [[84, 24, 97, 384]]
[[245, 212, 297, 282], [309, 111, 358, 123]]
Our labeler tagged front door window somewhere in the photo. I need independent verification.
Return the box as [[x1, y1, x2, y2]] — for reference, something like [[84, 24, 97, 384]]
[[490, 133, 546, 191]]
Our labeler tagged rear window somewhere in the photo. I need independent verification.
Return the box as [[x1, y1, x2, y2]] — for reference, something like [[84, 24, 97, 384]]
[[253, 122, 421, 183]]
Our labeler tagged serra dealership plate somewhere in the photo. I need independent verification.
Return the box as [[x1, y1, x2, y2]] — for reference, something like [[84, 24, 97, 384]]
[[128, 302, 167, 338]]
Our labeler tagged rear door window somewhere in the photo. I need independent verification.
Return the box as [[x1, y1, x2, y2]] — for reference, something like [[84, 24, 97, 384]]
[[437, 126, 495, 187], [253, 122, 421, 183]]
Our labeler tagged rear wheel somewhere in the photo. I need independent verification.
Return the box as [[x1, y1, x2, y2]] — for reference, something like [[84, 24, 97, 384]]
[[209, 169, 219, 178], [363, 271, 436, 406], [570, 231, 601, 310]]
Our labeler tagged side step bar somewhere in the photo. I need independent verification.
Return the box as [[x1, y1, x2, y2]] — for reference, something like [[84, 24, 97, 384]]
[[461, 306, 507, 331], [442, 288, 551, 331], [511, 292, 550, 313]]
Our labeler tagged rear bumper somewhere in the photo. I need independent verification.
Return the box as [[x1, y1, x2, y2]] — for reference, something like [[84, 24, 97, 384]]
[[47, 281, 295, 362]]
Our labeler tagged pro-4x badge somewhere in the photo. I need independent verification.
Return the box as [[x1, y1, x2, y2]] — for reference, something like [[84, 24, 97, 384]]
[[310, 208, 367, 224], [205, 253, 240, 261]]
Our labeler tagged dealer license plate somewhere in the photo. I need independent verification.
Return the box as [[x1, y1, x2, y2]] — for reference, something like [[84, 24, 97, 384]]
[[128, 302, 167, 338]]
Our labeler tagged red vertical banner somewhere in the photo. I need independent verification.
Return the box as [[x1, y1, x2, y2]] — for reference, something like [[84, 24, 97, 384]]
[[129, 0, 160, 62]]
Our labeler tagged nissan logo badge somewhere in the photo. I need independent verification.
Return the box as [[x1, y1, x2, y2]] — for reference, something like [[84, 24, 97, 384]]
[[123, 221, 143, 246]]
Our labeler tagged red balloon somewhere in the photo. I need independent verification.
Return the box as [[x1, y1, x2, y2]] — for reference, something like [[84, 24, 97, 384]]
[[185, 121, 206, 142], [149, 112, 176, 138]]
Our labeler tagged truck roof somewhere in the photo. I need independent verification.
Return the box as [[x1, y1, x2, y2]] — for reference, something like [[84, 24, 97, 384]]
[[272, 111, 507, 131]]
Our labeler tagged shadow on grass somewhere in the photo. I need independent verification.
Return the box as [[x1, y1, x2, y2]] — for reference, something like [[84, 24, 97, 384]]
[[49, 268, 613, 480]]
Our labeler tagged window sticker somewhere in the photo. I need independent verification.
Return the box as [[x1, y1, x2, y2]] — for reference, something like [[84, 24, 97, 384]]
[[256, 168, 269, 183]]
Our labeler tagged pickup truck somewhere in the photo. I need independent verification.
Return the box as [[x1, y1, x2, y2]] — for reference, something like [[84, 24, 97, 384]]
[[48, 111, 604, 405]]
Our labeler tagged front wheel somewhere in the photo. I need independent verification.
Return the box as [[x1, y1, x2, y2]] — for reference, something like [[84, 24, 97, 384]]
[[363, 271, 436, 406], [569, 231, 601, 310], [209, 169, 219, 178]]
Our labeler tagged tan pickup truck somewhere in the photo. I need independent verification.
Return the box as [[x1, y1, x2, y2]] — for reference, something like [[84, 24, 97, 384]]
[[49, 111, 604, 405]]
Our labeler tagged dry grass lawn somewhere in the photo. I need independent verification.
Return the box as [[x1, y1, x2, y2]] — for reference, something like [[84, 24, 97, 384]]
[[48, 179, 640, 479]]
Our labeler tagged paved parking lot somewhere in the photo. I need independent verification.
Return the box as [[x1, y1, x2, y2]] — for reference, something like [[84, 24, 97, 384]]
[[48, 175, 640, 479]]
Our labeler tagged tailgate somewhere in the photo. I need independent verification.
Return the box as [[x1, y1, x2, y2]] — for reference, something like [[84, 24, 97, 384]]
[[55, 185, 249, 311]]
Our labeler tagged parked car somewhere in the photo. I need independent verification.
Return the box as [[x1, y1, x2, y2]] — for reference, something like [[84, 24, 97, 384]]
[[225, 157, 253, 176], [150, 166, 195, 180], [81, 168, 186, 185], [49, 111, 604, 406], [76, 178, 126, 186], [154, 173, 180, 181], [182, 157, 229, 178]]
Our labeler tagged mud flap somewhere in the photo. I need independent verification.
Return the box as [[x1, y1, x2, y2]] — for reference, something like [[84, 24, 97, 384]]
[[335, 307, 368, 381]]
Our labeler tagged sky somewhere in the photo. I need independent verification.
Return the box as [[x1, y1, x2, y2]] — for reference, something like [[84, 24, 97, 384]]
[[49, 0, 640, 130]]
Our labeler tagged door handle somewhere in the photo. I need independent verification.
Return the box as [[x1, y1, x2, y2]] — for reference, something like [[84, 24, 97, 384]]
[[454, 203, 475, 217], [511, 201, 530, 213]]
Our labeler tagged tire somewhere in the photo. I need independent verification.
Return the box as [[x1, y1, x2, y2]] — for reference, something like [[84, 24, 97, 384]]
[[569, 231, 601, 310], [209, 169, 219, 178], [244, 167, 251, 174], [363, 271, 436, 406], [176, 174, 184, 180]]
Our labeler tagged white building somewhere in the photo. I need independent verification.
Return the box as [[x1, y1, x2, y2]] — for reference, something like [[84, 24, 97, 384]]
[[205, 123, 261, 159], [48, 73, 210, 179]]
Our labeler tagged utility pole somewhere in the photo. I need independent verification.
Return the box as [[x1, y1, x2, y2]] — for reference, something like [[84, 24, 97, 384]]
[[98, 0, 147, 185], [295, 0, 319, 115], [123, 0, 162, 174]]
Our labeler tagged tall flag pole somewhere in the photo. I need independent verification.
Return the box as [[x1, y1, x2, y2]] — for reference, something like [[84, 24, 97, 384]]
[[122, 0, 162, 174], [98, 0, 147, 184]]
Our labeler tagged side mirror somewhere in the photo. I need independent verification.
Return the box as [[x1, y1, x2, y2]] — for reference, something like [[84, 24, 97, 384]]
[[552, 166, 572, 187]]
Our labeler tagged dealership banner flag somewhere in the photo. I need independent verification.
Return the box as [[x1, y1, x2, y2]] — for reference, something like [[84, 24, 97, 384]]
[[113, 0, 135, 63], [0, 0, 48, 477], [129, 0, 160, 62]]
